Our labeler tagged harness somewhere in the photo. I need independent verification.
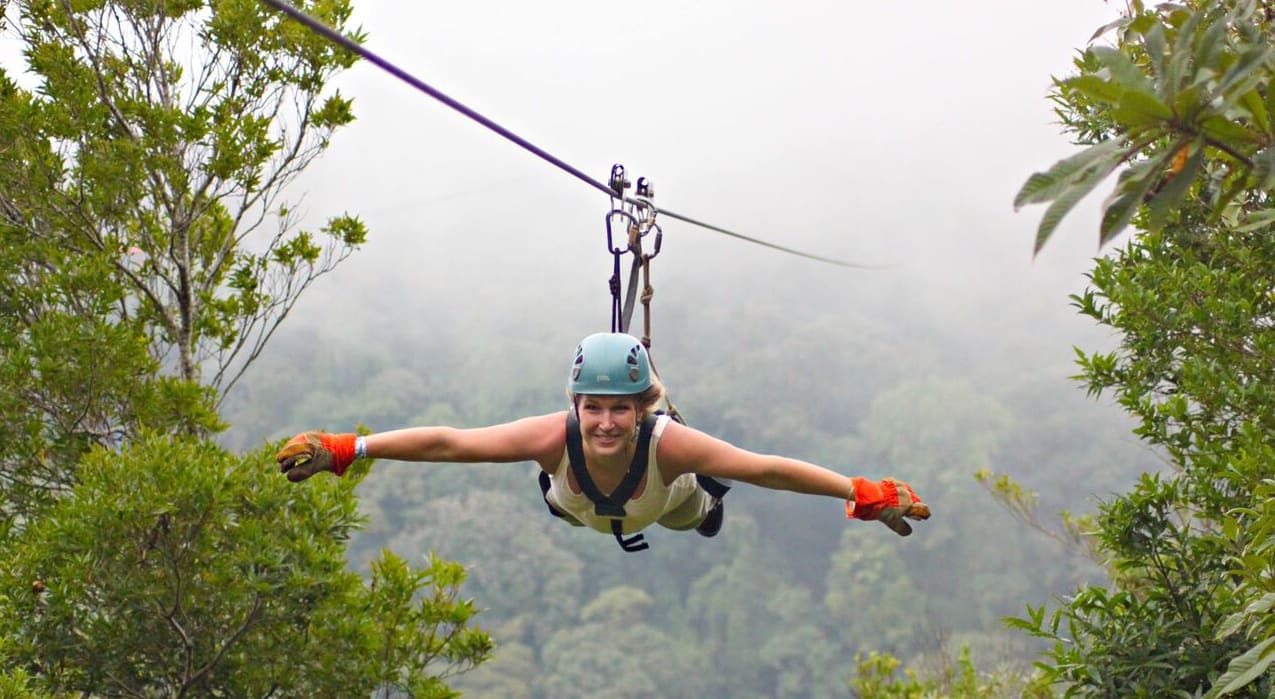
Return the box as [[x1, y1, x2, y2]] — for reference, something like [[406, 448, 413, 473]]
[[566, 410, 658, 552], [538, 410, 732, 552], [535, 164, 731, 552]]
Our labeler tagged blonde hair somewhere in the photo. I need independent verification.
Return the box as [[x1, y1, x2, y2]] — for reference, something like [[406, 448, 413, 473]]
[[568, 373, 667, 421]]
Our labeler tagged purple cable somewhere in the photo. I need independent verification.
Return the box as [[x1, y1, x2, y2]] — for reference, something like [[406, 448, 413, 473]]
[[260, 0, 875, 269]]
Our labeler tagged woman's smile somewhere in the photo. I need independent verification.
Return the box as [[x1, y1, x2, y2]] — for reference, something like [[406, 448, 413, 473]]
[[578, 395, 638, 456]]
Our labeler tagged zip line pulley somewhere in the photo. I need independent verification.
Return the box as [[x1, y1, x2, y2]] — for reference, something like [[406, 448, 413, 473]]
[[605, 164, 662, 340], [257, 0, 880, 271]]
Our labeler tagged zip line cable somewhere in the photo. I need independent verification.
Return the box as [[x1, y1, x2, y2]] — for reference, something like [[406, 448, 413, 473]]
[[260, 0, 881, 270]]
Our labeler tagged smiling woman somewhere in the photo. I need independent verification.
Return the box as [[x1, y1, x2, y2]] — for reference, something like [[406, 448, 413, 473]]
[[277, 332, 931, 552]]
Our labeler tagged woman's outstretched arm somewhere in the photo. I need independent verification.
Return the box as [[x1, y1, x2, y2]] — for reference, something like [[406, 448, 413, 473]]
[[655, 420, 930, 535], [276, 412, 567, 480]]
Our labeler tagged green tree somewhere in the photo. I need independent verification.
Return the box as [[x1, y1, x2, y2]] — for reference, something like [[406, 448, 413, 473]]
[[0, 0, 365, 520], [1016, 0, 1275, 253], [757, 586, 843, 699], [0, 436, 490, 698], [857, 379, 1038, 632], [3, 0, 366, 391], [849, 647, 1050, 699], [0, 3, 496, 693], [825, 531, 925, 658], [1013, 1, 1275, 695], [379, 489, 585, 651], [538, 586, 711, 699]]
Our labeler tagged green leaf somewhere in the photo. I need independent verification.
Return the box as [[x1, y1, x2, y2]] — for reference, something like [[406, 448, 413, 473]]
[[1199, 115, 1259, 145], [1099, 158, 1162, 245], [1250, 145, 1275, 190], [1215, 609, 1247, 641], [1112, 89, 1174, 126], [1034, 158, 1119, 255], [1208, 635, 1275, 697], [1211, 164, 1252, 221], [1063, 74, 1127, 106], [1193, 14, 1228, 72], [1240, 89, 1271, 134], [1146, 146, 1204, 232], [1015, 137, 1127, 210], [1167, 8, 1203, 93], [1089, 16, 1128, 44], [1267, 56, 1275, 127], [1091, 45, 1156, 95], [1244, 592, 1275, 617], [1218, 47, 1273, 95], [1235, 209, 1275, 233], [1144, 23, 1168, 89]]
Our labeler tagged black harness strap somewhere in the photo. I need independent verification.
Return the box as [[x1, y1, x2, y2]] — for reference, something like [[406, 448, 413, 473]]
[[696, 474, 731, 499], [565, 410, 658, 552]]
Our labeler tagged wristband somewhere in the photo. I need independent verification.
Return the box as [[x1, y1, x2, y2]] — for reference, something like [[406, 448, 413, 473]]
[[355, 435, 367, 460], [846, 477, 888, 520]]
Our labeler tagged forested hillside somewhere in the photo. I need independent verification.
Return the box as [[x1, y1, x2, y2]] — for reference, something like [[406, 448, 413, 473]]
[[222, 268, 1156, 697], [9, 0, 1275, 696]]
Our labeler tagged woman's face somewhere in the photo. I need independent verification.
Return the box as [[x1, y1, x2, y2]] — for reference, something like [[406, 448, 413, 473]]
[[576, 394, 639, 457]]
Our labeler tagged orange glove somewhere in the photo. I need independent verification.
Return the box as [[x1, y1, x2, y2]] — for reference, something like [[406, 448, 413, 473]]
[[846, 477, 930, 536], [276, 431, 356, 481]]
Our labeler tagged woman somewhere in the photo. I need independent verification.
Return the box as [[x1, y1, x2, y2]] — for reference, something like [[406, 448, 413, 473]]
[[277, 332, 930, 550]]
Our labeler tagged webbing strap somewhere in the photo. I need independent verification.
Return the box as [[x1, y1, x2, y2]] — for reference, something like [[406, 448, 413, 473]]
[[619, 248, 643, 334], [696, 474, 732, 499], [565, 411, 657, 552], [611, 226, 644, 334]]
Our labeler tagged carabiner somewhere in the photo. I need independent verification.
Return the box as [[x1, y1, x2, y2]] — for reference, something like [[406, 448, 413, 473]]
[[605, 209, 639, 255]]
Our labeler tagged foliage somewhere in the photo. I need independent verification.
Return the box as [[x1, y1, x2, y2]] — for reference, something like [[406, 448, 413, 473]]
[[1008, 474, 1260, 697], [0, 228, 222, 521], [0, 634, 49, 699], [825, 533, 926, 656], [1011, 1, 1275, 695], [1016, 0, 1275, 254], [379, 489, 584, 651], [223, 283, 1155, 698], [1208, 476, 1275, 697], [849, 646, 1050, 699], [0, 0, 368, 525], [0, 435, 490, 698], [538, 586, 711, 699], [0, 0, 366, 396], [0, 3, 498, 696]]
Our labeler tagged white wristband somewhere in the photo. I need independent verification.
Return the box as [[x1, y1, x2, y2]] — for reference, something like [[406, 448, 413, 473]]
[[354, 435, 367, 459]]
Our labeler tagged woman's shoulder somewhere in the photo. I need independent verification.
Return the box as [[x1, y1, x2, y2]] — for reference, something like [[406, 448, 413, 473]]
[[651, 419, 712, 474], [654, 419, 754, 480], [518, 411, 569, 468]]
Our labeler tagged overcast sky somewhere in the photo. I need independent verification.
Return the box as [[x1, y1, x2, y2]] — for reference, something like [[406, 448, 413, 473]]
[[0, 1, 1128, 371], [278, 1, 1123, 347]]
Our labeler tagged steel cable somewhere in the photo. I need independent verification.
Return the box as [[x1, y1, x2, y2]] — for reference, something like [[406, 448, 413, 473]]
[[261, 0, 879, 269]]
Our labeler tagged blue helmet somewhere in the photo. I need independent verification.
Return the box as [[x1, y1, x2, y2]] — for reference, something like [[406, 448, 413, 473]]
[[568, 332, 653, 395]]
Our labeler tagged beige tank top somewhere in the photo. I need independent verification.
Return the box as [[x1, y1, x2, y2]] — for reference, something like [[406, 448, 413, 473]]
[[544, 415, 700, 534]]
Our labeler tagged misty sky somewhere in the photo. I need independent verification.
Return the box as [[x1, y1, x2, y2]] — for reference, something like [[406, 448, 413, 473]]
[[279, 1, 1124, 353], [0, 1, 1130, 389]]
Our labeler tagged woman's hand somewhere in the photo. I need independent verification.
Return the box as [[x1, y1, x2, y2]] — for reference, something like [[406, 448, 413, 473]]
[[846, 477, 930, 536], [276, 431, 356, 481]]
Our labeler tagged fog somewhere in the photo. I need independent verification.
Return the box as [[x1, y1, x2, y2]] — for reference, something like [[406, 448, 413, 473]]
[[5, 1, 1163, 685], [277, 0, 1123, 359]]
